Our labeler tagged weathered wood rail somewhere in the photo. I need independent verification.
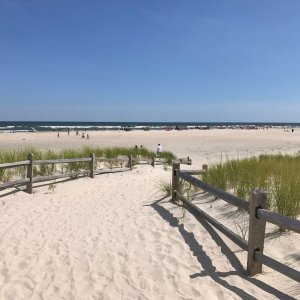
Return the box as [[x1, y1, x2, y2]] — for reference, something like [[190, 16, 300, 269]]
[[0, 154, 133, 193], [0, 154, 99, 194], [172, 162, 300, 282], [0, 154, 187, 194]]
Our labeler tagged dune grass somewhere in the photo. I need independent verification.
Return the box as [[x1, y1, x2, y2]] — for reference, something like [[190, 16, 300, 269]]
[[0, 146, 176, 183], [201, 154, 300, 219], [157, 178, 198, 200]]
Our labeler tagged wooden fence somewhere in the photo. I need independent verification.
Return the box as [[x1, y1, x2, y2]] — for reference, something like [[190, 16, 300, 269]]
[[172, 162, 300, 282], [0, 154, 190, 194], [0, 153, 109, 194]]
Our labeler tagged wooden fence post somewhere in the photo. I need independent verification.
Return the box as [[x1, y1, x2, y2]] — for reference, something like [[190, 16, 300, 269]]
[[89, 153, 95, 178], [151, 155, 155, 167], [172, 161, 180, 202], [247, 188, 268, 276], [26, 153, 33, 194], [128, 155, 132, 170]]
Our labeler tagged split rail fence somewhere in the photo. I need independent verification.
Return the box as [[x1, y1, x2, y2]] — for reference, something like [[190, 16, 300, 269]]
[[172, 162, 300, 282], [0, 153, 117, 194], [0, 153, 191, 194]]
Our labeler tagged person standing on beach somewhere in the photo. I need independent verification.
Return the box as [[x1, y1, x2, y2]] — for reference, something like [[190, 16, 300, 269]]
[[157, 143, 162, 155]]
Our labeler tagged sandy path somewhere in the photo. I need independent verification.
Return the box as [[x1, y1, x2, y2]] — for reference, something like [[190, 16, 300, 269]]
[[0, 165, 298, 299]]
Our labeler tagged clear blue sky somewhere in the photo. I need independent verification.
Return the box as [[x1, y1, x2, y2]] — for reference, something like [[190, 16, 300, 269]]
[[1, 0, 300, 122]]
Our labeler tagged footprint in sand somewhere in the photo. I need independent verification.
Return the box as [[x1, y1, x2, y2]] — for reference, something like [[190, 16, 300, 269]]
[[13, 246, 19, 256], [139, 279, 149, 290], [17, 261, 28, 270], [48, 242, 60, 250]]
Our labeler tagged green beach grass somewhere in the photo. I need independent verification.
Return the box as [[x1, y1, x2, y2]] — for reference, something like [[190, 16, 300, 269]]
[[0, 146, 176, 182], [201, 154, 300, 219]]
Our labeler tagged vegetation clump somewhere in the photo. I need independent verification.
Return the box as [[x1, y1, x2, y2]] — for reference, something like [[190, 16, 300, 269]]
[[0, 146, 176, 182], [201, 154, 300, 219], [157, 178, 198, 202]]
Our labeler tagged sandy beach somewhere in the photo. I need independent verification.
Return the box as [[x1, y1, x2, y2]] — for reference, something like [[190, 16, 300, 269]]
[[0, 128, 299, 299], [2, 127, 300, 165]]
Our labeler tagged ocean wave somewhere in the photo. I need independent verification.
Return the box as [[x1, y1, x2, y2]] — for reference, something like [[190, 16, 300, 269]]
[[0, 122, 299, 133]]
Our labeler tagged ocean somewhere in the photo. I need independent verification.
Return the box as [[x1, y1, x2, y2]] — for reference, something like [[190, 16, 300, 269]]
[[0, 121, 298, 133]]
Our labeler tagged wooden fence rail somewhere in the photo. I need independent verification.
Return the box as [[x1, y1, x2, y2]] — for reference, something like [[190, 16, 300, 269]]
[[95, 157, 127, 163], [32, 171, 91, 184], [177, 169, 250, 212], [0, 153, 130, 193], [176, 191, 248, 251], [0, 154, 186, 193], [0, 161, 30, 169], [34, 158, 92, 165], [256, 209, 300, 234], [172, 162, 300, 282], [0, 178, 30, 190]]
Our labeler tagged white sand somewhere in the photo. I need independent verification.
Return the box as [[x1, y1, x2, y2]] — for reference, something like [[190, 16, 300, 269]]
[[2, 127, 300, 166], [0, 128, 299, 299]]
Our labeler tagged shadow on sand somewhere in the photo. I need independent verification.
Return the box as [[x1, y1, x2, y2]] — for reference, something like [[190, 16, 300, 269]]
[[148, 197, 296, 300]]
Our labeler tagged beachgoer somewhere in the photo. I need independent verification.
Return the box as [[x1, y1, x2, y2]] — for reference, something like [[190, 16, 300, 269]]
[[57, 130, 60, 138], [82, 132, 85, 139], [87, 134, 89, 139], [157, 143, 162, 154]]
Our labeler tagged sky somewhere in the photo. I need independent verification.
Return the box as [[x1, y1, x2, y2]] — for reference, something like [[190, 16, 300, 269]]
[[0, 0, 300, 122]]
